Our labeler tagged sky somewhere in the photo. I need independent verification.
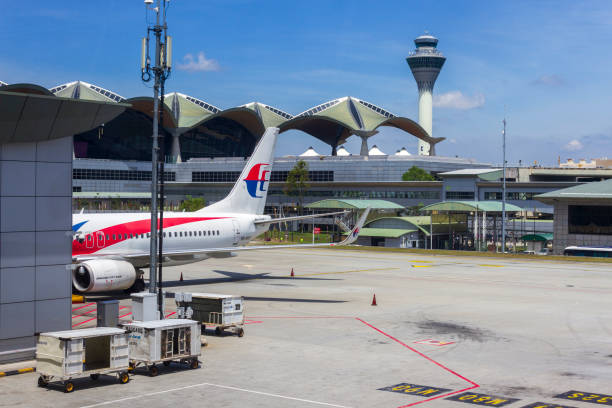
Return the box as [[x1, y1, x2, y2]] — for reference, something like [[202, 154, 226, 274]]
[[2, 0, 612, 166]]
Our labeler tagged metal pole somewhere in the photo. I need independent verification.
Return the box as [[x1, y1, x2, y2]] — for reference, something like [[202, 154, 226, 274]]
[[157, 79, 166, 318], [149, 2, 161, 296], [502, 118, 507, 253]]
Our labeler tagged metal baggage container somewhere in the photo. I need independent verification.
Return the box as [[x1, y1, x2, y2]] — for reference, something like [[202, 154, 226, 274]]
[[122, 319, 201, 376], [36, 327, 130, 392], [175, 293, 245, 337]]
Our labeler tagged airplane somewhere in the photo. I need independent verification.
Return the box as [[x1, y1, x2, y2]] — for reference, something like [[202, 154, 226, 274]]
[[71, 127, 369, 293]]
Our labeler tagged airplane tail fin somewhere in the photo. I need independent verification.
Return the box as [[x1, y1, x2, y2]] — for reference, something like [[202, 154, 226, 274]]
[[198, 127, 279, 215]]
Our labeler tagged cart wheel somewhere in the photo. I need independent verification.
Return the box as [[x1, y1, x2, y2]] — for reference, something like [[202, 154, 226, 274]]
[[119, 371, 130, 384], [163, 361, 171, 367], [190, 358, 199, 369], [149, 365, 159, 377], [215, 327, 222, 336], [64, 381, 75, 393], [237, 328, 245, 337], [37, 376, 48, 387], [90, 373, 100, 380]]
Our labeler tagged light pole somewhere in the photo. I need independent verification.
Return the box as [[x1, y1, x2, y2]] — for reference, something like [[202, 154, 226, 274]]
[[501, 118, 507, 253], [141, 0, 172, 317]]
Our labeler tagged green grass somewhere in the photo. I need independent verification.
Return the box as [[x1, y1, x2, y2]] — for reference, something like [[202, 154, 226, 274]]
[[254, 231, 334, 245]]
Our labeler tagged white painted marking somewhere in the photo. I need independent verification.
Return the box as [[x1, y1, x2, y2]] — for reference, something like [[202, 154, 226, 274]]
[[79, 382, 351, 408]]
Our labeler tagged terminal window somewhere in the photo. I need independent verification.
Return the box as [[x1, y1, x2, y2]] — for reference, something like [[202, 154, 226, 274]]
[[568, 205, 612, 235], [446, 191, 475, 200]]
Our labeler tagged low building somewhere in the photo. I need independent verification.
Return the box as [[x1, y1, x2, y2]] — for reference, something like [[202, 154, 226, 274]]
[[535, 179, 612, 254]]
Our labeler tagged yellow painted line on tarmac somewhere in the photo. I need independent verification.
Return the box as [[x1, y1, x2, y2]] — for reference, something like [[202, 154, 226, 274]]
[[412, 265, 432, 268], [410, 260, 433, 263], [478, 264, 504, 267], [298, 267, 399, 276]]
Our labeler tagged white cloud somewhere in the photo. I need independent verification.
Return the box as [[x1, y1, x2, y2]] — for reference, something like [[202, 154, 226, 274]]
[[176, 52, 220, 72], [564, 139, 583, 151], [433, 91, 485, 110]]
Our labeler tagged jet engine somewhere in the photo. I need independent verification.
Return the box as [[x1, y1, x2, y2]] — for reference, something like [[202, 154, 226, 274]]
[[72, 259, 137, 293]]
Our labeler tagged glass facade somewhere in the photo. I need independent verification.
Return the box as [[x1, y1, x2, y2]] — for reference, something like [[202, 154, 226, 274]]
[[269, 189, 440, 199], [73, 168, 176, 181], [484, 192, 545, 200], [445, 191, 475, 200], [73, 109, 173, 161], [180, 117, 257, 160], [191, 170, 334, 183], [568, 205, 612, 235]]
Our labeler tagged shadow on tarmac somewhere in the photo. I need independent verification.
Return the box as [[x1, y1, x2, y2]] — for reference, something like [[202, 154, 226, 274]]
[[162, 269, 341, 288]]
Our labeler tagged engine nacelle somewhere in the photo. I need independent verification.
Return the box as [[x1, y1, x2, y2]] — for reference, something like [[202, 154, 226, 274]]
[[72, 260, 136, 293]]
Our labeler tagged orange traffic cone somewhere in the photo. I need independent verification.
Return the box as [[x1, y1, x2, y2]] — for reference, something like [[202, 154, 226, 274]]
[[371, 294, 377, 306], [290, 268, 294, 277], [180, 272, 184, 282]]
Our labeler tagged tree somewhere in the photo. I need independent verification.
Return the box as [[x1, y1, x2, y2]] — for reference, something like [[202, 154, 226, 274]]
[[179, 195, 206, 212], [401, 166, 435, 181], [283, 160, 310, 214]]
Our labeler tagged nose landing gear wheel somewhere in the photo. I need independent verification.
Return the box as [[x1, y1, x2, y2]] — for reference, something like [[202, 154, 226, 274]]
[[190, 358, 199, 369]]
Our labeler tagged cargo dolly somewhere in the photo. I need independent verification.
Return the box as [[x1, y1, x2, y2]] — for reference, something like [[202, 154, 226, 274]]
[[122, 319, 202, 376], [36, 327, 130, 393], [175, 292, 245, 337]]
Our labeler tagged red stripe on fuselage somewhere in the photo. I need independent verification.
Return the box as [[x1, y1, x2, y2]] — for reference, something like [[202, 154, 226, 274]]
[[72, 216, 227, 256]]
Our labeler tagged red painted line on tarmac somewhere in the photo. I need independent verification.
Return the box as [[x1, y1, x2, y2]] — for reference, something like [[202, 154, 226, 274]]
[[165, 312, 176, 318], [399, 385, 480, 408], [72, 302, 95, 312], [72, 307, 97, 319], [354, 318, 479, 408], [73, 306, 130, 327], [73, 316, 96, 327], [119, 312, 132, 319], [244, 319, 262, 324]]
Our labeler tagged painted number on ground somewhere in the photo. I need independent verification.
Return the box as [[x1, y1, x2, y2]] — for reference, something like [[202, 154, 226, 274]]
[[521, 403, 578, 408], [446, 392, 520, 406], [378, 383, 451, 397], [414, 339, 455, 347], [555, 391, 612, 405]]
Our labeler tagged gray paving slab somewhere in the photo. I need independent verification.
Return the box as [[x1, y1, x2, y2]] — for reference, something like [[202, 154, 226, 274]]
[[3, 248, 612, 408]]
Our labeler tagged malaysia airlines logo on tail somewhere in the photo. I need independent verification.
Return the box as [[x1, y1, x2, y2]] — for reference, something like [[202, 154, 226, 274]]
[[244, 163, 270, 198]]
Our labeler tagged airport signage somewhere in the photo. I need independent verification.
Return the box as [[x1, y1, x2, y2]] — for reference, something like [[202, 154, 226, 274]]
[[555, 391, 612, 405], [378, 383, 451, 397], [520, 403, 578, 408], [446, 392, 520, 406], [313, 227, 321, 234]]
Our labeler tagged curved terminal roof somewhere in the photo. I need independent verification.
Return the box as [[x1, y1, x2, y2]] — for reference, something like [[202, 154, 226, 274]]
[[280, 96, 443, 149], [241, 102, 293, 128], [164, 92, 220, 129], [0, 88, 127, 144], [2, 81, 446, 154], [306, 199, 404, 210], [421, 201, 523, 213], [50, 81, 125, 103]]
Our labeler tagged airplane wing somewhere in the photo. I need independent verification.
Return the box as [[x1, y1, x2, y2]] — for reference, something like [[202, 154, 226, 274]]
[[73, 208, 370, 265], [253, 210, 348, 227]]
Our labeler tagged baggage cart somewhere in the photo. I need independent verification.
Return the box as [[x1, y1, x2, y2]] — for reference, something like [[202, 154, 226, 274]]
[[176, 292, 245, 337], [122, 319, 201, 376], [36, 327, 130, 393]]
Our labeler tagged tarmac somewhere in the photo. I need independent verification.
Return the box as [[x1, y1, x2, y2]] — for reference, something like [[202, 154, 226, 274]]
[[3, 247, 612, 408]]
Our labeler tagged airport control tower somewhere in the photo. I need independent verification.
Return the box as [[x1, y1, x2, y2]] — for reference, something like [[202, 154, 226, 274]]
[[407, 33, 446, 155]]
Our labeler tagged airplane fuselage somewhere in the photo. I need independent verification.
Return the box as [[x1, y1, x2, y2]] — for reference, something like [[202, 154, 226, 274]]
[[72, 211, 271, 268]]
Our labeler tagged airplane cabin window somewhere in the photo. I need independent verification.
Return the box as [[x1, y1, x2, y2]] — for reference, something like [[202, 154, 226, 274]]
[[87, 235, 92, 241], [113, 234, 116, 240], [106, 235, 110, 240]]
